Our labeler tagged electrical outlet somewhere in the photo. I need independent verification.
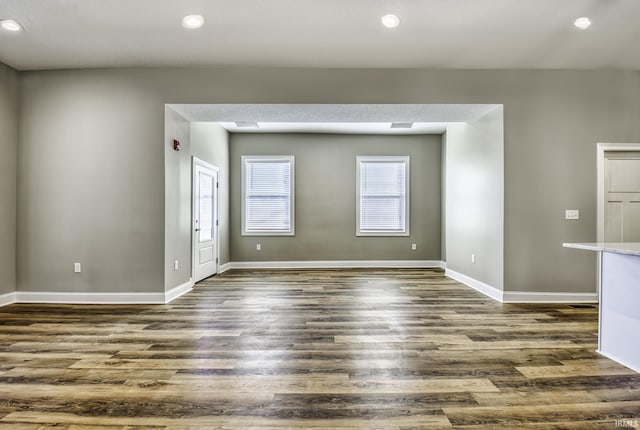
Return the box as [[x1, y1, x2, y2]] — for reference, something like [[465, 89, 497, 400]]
[[174, 260, 179, 271], [256, 243, 261, 251], [411, 243, 417, 250], [74, 262, 81, 273], [565, 209, 580, 220], [471, 254, 476, 264]]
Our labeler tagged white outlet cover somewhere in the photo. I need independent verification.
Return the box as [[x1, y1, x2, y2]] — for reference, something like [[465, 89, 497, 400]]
[[74, 263, 81, 273], [256, 244, 261, 251], [565, 209, 580, 220]]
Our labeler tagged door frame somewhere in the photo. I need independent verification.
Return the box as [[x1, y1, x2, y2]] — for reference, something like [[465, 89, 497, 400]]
[[596, 142, 640, 242], [192, 157, 220, 283]]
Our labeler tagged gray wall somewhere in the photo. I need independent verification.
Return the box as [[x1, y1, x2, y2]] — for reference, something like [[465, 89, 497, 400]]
[[18, 71, 165, 293], [191, 122, 230, 266], [164, 107, 191, 291], [229, 133, 442, 262], [446, 107, 504, 290], [0, 63, 18, 296], [15, 67, 640, 295]]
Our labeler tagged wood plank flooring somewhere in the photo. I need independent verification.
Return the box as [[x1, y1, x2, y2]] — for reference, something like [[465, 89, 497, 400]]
[[0, 268, 639, 429]]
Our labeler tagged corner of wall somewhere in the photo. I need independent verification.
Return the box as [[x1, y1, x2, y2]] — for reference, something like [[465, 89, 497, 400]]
[[164, 106, 192, 292], [0, 62, 19, 297], [444, 106, 504, 293], [441, 131, 447, 263]]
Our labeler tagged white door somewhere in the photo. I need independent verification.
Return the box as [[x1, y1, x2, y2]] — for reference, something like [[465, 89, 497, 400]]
[[604, 151, 640, 242], [193, 158, 219, 282]]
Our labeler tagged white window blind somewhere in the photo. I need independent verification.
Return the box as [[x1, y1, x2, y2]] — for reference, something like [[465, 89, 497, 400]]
[[242, 156, 294, 235], [357, 156, 409, 236]]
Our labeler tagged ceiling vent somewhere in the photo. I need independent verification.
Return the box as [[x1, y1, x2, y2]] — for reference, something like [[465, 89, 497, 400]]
[[235, 121, 259, 128], [390, 122, 413, 129]]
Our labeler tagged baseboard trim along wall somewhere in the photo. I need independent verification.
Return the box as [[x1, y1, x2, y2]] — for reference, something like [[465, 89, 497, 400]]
[[1, 268, 597, 307], [502, 291, 598, 304], [218, 262, 232, 274], [445, 268, 598, 304], [165, 279, 193, 303], [14, 291, 166, 304], [445, 268, 504, 302], [0, 292, 16, 307], [1, 280, 194, 306], [226, 260, 445, 270]]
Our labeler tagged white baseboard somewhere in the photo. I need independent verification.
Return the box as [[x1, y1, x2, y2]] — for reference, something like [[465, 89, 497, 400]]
[[503, 291, 598, 303], [0, 292, 16, 307], [3, 266, 595, 307], [165, 279, 193, 303], [227, 260, 444, 270], [14, 291, 166, 305], [218, 262, 232, 273], [445, 269, 504, 302], [444, 269, 598, 304], [4, 279, 195, 306], [3, 282, 194, 306]]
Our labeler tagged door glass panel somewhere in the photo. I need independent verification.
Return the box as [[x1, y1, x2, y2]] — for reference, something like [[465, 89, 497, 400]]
[[199, 171, 214, 242]]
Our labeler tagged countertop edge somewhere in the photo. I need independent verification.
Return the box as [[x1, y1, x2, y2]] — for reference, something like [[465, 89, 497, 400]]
[[563, 242, 640, 256]]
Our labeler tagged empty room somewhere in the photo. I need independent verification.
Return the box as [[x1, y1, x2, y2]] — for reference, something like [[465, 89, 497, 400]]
[[1, 1, 640, 428]]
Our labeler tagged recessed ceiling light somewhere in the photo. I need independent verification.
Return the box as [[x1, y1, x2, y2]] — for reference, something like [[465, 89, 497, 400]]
[[381, 14, 400, 29], [391, 122, 413, 129], [235, 121, 259, 128], [182, 15, 204, 29], [0, 19, 23, 32], [574, 17, 592, 30]]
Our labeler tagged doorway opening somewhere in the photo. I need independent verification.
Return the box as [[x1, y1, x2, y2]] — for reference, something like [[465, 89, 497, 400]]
[[597, 143, 640, 243]]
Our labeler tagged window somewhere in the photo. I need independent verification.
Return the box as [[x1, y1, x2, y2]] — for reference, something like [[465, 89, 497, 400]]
[[242, 156, 294, 235], [357, 156, 409, 236]]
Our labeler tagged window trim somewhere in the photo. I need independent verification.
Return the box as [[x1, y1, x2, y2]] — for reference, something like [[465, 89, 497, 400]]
[[241, 155, 295, 236], [356, 155, 410, 237]]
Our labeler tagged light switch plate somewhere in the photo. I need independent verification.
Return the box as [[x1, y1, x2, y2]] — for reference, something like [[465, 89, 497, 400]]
[[565, 209, 580, 220]]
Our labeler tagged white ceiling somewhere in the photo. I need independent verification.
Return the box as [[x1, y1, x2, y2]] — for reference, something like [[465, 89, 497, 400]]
[[1, 0, 640, 71], [169, 104, 499, 134]]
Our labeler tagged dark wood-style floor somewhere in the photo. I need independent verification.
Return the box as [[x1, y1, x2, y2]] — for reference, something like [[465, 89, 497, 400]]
[[0, 269, 639, 429]]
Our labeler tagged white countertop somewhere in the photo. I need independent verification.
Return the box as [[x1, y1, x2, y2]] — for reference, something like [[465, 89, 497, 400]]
[[563, 242, 640, 256]]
